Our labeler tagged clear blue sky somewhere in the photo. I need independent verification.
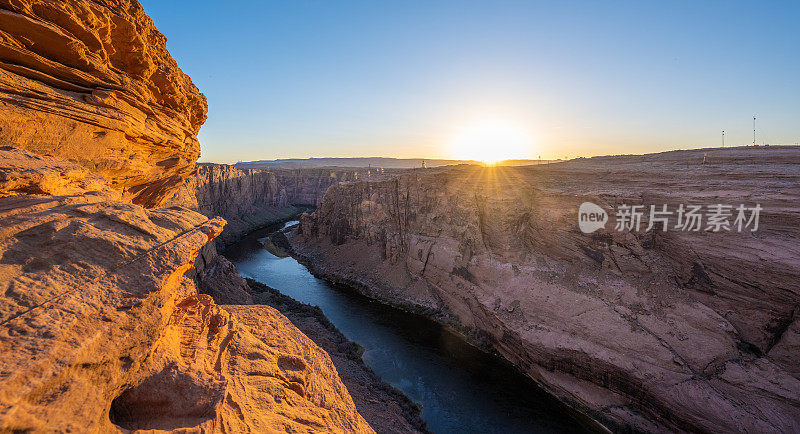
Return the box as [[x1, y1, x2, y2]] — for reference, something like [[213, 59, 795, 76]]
[[140, 0, 799, 163]]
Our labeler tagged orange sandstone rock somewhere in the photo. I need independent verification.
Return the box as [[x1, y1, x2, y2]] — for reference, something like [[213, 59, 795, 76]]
[[0, 1, 375, 429], [0, 145, 120, 198], [0, 0, 207, 207], [0, 148, 374, 433]]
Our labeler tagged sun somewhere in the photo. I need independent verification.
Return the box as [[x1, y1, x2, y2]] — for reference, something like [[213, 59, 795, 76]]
[[448, 120, 533, 164]]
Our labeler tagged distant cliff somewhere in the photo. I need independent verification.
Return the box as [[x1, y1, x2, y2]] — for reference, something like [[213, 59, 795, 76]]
[[165, 163, 369, 248], [0, 0, 207, 207], [236, 157, 550, 169], [291, 148, 800, 432]]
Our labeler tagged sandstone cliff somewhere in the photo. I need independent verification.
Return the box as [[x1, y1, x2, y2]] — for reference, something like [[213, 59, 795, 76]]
[[292, 147, 800, 432], [0, 0, 207, 207], [0, 146, 374, 432], [0, 3, 381, 430]]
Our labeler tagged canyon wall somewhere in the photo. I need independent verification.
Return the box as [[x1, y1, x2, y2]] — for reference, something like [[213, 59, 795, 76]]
[[0, 0, 207, 207], [270, 167, 369, 206], [164, 164, 300, 249], [165, 164, 369, 249], [291, 147, 800, 432]]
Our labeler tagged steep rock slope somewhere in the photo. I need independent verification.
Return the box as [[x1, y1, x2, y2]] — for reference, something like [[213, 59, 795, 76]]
[[0, 146, 374, 432], [292, 147, 800, 432], [0, 0, 207, 207]]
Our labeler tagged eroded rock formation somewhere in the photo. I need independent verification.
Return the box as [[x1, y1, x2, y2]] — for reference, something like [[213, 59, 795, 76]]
[[0, 0, 207, 207], [291, 147, 800, 432], [0, 146, 374, 432]]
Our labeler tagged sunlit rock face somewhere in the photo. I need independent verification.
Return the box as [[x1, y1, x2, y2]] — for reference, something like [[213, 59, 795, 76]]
[[0, 0, 207, 207], [0, 1, 375, 428], [292, 148, 800, 432], [0, 146, 374, 433]]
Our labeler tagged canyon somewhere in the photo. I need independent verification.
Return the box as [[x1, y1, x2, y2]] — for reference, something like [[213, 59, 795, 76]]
[[2, 0, 798, 432], [0, 147, 373, 432], [290, 147, 800, 432]]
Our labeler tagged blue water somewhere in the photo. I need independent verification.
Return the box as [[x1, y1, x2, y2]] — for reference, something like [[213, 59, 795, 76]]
[[227, 222, 588, 433]]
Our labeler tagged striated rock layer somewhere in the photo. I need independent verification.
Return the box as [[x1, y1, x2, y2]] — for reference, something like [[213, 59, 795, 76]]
[[292, 147, 800, 432], [0, 0, 207, 207], [0, 147, 374, 432]]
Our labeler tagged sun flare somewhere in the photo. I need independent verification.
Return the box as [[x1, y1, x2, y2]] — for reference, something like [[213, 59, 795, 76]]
[[449, 120, 533, 164]]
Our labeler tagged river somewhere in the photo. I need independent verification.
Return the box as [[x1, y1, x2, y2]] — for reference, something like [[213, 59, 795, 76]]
[[226, 221, 589, 433]]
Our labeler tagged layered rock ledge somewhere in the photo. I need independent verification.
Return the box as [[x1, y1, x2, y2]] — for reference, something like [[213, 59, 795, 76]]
[[0, 0, 207, 207], [0, 2, 382, 430], [291, 147, 800, 432]]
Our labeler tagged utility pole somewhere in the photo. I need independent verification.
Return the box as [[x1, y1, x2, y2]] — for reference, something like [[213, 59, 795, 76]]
[[753, 116, 756, 146], [722, 130, 725, 148]]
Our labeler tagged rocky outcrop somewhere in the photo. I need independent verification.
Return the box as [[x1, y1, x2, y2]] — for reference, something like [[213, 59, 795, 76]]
[[0, 149, 375, 431], [292, 147, 800, 432], [0, 0, 207, 207], [165, 164, 368, 249]]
